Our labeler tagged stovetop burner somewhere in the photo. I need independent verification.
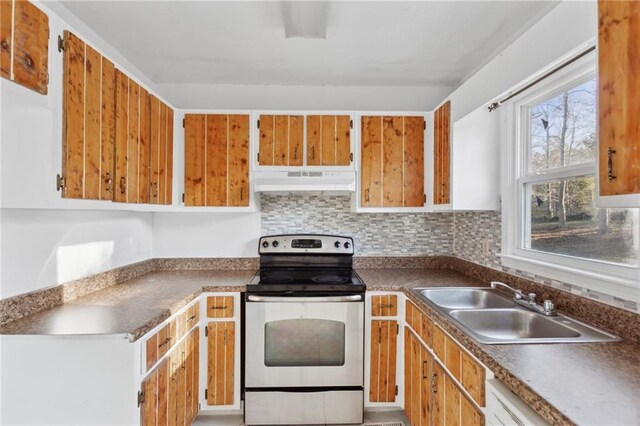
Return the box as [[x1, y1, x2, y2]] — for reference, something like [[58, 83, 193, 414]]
[[247, 234, 366, 295]]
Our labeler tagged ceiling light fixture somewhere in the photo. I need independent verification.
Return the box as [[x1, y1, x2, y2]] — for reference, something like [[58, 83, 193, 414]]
[[281, 1, 329, 39]]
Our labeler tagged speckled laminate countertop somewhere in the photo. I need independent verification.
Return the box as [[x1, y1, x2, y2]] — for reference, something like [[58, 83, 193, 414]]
[[1, 266, 639, 425]]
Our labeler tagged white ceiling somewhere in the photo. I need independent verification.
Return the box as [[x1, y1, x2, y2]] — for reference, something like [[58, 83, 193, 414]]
[[60, 1, 556, 88]]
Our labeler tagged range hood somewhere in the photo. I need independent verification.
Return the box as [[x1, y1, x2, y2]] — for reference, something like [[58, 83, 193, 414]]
[[253, 171, 356, 193]]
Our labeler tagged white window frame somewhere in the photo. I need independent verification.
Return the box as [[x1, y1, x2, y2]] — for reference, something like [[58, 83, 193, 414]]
[[500, 53, 640, 303]]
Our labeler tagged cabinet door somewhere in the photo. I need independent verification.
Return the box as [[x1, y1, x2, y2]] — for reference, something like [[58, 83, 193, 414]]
[[420, 346, 432, 426], [0, 0, 48, 94], [404, 327, 413, 424], [598, 0, 640, 197], [114, 71, 151, 203], [258, 115, 303, 166], [141, 368, 158, 426], [61, 31, 116, 200], [307, 115, 351, 166], [157, 360, 169, 426], [434, 101, 451, 205], [361, 116, 425, 208], [206, 296, 234, 318], [184, 114, 250, 206], [207, 321, 235, 406], [150, 95, 174, 205], [369, 319, 397, 402]]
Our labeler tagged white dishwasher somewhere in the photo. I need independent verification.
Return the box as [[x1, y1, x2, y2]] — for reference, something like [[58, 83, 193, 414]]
[[485, 379, 549, 426]]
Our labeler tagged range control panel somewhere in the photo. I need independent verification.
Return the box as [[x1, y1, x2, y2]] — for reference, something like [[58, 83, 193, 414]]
[[258, 234, 354, 255]]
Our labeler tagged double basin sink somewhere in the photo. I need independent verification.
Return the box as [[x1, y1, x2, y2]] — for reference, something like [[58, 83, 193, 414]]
[[411, 287, 619, 344]]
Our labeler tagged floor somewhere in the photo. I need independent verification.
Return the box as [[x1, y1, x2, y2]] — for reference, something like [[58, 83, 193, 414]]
[[193, 410, 407, 426]]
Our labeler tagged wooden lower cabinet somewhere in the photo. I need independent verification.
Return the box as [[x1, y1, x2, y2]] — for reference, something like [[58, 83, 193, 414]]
[[206, 321, 235, 406], [404, 327, 484, 426], [369, 319, 398, 402], [141, 327, 199, 426]]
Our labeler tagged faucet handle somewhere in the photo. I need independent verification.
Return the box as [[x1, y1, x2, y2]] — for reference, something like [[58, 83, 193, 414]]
[[543, 299, 556, 314], [528, 293, 537, 303]]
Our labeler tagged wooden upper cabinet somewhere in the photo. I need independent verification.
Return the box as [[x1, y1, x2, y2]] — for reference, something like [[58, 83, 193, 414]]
[[434, 101, 451, 205], [114, 70, 152, 203], [258, 114, 303, 166], [361, 115, 425, 208], [307, 115, 352, 166], [0, 0, 48, 94], [598, 0, 640, 197], [61, 31, 116, 200], [184, 114, 250, 207], [149, 95, 173, 205]]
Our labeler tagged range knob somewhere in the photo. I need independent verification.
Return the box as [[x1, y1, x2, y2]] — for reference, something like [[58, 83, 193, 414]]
[[272, 240, 279, 248], [344, 242, 351, 249], [262, 241, 269, 248], [334, 241, 341, 248]]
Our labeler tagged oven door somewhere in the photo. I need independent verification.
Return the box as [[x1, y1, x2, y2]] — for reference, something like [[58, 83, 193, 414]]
[[245, 295, 364, 388]]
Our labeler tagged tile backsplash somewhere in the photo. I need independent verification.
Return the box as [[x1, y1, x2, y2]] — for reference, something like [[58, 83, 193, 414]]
[[261, 194, 454, 256], [261, 194, 639, 313]]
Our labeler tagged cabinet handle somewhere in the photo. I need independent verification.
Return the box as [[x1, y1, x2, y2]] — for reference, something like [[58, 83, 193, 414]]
[[119, 176, 126, 194], [311, 146, 315, 160], [152, 182, 158, 198], [294, 145, 298, 160], [187, 315, 196, 323], [158, 337, 171, 348], [422, 361, 428, 379], [365, 188, 370, 202], [240, 187, 244, 201], [607, 147, 617, 182], [431, 372, 437, 393], [210, 305, 228, 310], [379, 303, 395, 309]]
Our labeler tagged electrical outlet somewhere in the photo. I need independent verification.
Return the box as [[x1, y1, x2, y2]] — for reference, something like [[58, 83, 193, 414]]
[[482, 239, 490, 255]]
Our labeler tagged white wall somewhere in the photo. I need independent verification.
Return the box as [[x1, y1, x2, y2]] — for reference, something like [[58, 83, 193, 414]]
[[444, 1, 597, 121], [157, 83, 452, 111], [153, 212, 261, 258], [0, 209, 153, 299]]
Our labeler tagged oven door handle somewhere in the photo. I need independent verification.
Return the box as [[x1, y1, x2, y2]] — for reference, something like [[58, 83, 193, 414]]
[[247, 294, 364, 303]]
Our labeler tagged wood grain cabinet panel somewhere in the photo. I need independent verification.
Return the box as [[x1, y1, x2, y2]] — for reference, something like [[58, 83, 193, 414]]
[[258, 114, 303, 166], [306, 115, 351, 166], [62, 31, 116, 200], [140, 366, 158, 426], [371, 295, 398, 317], [445, 337, 462, 382], [432, 361, 446, 426], [149, 95, 173, 205], [434, 101, 451, 205], [206, 296, 234, 318], [361, 115, 425, 208], [598, 0, 640, 197], [207, 321, 235, 406], [461, 351, 485, 407], [184, 114, 250, 206], [404, 327, 413, 424], [369, 319, 398, 402], [146, 333, 158, 371], [0, 0, 48, 94], [432, 325, 446, 362], [461, 392, 484, 426]]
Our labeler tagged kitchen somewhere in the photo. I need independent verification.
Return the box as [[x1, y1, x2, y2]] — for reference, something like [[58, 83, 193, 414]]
[[1, 0, 639, 425]]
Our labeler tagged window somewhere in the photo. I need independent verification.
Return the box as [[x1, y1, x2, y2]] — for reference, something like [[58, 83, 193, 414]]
[[501, 53, 640, 301]]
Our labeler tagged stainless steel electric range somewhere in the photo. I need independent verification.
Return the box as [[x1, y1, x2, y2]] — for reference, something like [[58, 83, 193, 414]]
[[244, 234, 365, 425]]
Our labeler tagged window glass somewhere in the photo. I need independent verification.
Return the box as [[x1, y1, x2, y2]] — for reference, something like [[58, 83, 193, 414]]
[[528, 80, 597, 173], [527, 176, 639, 265]]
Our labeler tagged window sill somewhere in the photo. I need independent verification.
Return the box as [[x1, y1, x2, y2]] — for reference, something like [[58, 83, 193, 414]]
[[499, 253, 640, 302]]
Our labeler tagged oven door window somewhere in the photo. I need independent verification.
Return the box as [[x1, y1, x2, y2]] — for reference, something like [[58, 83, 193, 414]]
[[264, 319, 346, 367]]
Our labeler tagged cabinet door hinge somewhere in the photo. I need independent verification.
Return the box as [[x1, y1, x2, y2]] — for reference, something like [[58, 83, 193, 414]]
[[182, 118, 185, 128], [423, 120, 426, 130], [204, 389, 208, 400], [257, 119, 260, 129], [423, 194, 427, 204], [396, 324, 399, 335], [56, 174, 65, 192], [395, 385, 398, 396], [349, 119, 353, 129], [182, 193, 185, 203], [204, 326, 208, 337], [57, 35, 65, 52], [257, 152, 260, 163], [137, 390, 145, 407], [350, 152, 353, 162]]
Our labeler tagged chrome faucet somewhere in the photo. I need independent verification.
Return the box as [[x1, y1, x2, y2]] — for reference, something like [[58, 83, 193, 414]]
[[491, 281, 557, 316]]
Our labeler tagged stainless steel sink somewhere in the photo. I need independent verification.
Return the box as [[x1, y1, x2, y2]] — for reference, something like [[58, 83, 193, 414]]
[[416, 288, 517, 309], [410, 287, 619, 344]]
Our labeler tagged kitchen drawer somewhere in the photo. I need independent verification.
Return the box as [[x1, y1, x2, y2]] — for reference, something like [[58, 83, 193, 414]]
[[371, 294, 398, 316], [186, 301, 200, 329], [207, 296, 234, 318]]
